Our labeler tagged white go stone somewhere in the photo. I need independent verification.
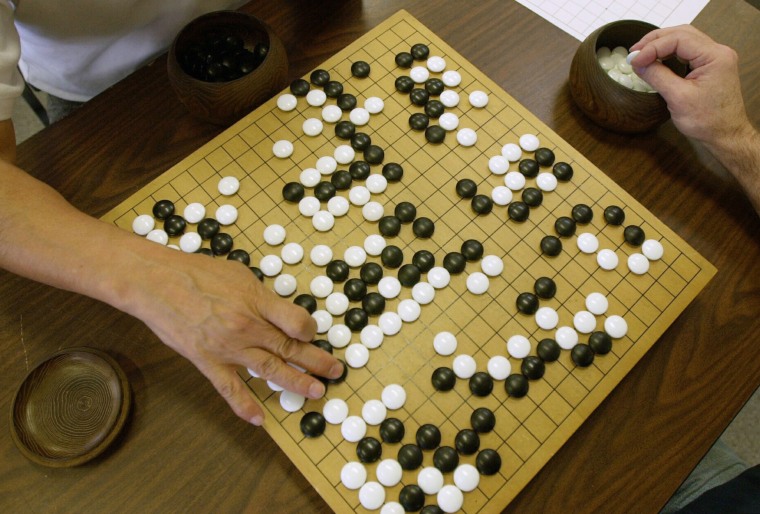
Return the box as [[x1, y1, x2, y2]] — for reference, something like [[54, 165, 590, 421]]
[[259, 254, 283, 276], [586, 292, 609, 315], [179, 232, 202, 253], [487, 355, 511, 380], [312, 210, 335, 232], [536, 172, 558, 192], [361, 325, 384, 349], [378, 276, 402, 299], [440, 89, 460, 108], [597, 249, 619, 270], [181, 203, 203, 225], [300, 167, 321, 187], [376, 460, 403, 488], [328, 324, 352, 348], [334, 144, 356, 164], [218, 176, 240, 196], [573, 310, 597, 334], [418, 466, 444, 495], [298, 196, 320, 217], [358, 481, 385, 511], [441, 70, 462, 87], [379, 312, 402, 336], [505, 171, 526, 190], [312, 310, 333, 333], [342, 415, 368, 442], [507, 334, 531, 359], [346, 343, 371, 368], [361, 399, 386, 424], [577, 232, 599, 254], [341, 461, 366, 489], [281, 242, 304, 264], [501, 143, 522, 162], [628, 253, 650, 275], [364, 234, 387, 256], [279, 390, 306, 413], [427, 56, 446, 72], [273, 274, 297, 296], [488, 155, 509, 175], [215, 204, 238, 225], [349, 185, 371, 206], [535, 306, 559, 330], [437, 485, 464, 513], [428, 266, 451, 288], [466, 272, 489, 295], [453, 354, 477, 379], [326, 292, 350, 315], [302, 117, 323, 136], [410, 65, 430, 83], [324, 398, 349, 424], [267, 380, 284, 392], [397, 299, 421, 322], [364, 96, 384, 114], [519, 133, 540, 151], [273, 140, 294, 158], [362, 201, 385, 221], [306, 89, 327, 107], [316, 155, 337, 175], [310, 275, 334, 298], [327, 196, 350, 216], [344, 246, 367, 267], [456, 128, 477, 146], [350, 108, 370, 126], [366, 174, 388, 194], [167, 245, 180, 251], [453, 464, 480, 492], [412, 281, 435, 304], [556, 326, 579, 349], [381, 503, 404, 514], [438, 112, 459, 131], [642, 239, 664, 260], [322, 104, 343, 123], [146, 229, 168, 245], [132, 214, 154, 235], [433, 331, 458, 356], [481, 255, 504, 276], [276, 93, 297, 111], [468, 90, 489, 108], [605, 315, 628, 338], [381, 384, 406, 410], [310, 244, 333, 266]]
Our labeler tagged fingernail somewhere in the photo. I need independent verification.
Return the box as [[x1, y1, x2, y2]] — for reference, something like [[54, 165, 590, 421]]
[[330, 361, 345, 378], [250, 415, 263, 426], [309, 381, 326, 399]]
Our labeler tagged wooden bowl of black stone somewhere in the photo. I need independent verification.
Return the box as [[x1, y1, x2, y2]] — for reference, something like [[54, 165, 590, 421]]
[[569, 20, 688, 134], [168, 10, 288, 125], [10, 347, 131, 467]]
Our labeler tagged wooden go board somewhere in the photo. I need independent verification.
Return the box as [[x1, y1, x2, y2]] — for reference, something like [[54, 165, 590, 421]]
[[103, 10, 716, 513]]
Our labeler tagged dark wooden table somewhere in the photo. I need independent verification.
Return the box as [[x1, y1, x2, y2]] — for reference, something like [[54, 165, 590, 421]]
[[2, 1, 759, 512]]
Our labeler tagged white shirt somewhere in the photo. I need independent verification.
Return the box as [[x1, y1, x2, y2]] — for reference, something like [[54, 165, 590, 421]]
[[0, 0, 246, 120]]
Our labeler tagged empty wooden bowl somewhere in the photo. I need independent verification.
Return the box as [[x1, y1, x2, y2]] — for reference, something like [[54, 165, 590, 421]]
[[167, 11, 288, 125], [569, 20, 687, 134]]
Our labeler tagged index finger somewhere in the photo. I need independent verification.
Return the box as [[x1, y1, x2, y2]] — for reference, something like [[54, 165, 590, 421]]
[[629, 26, 713, 67]]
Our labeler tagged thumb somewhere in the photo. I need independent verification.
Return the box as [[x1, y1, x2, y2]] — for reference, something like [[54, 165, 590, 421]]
[[633, 60, 680, 97]]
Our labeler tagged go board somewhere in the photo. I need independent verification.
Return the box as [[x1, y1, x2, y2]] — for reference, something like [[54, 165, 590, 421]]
[[102, 9, 716, 513]]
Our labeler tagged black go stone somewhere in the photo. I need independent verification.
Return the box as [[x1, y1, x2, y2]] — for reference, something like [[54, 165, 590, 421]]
[[541, 235, 563, 256], [349, 161, 371, 180], [425, 125, 446, 144], [382, 162, 404, 182], [394, 201, 417, 223], [432, 367, 456, 391], [417, 424, 441, 450], [421, 506, 445, 514], [433, 446, 459, 473], [443, 252, 467, 274], [196, 248, 214, 257], [461, 239, 484, 261], [300, 412, 326, 438], [323, 80, 343, 98], [455, 429, 480, 455], [210, 233, 233, 255], [409, 112, 430, 130], [364, 144, 385, 164], [326, 259, 350, 282], [508, 201, 530, 222], [537, 338, 561, 362], [589, 331, 613, 355], [249, 266, 264, 281], [425, 78, 445, 95], [312, 339, 332, 354], [362, 292, 386, 315], [424, 100, 445, 118], [290, 78, 310, 96], [395, 75, 415, 93], [294, 294, 317, 314], [468, 372, 493, 397], [412, 217, 435, 238], [310, 69, 330, 86], [337, 93, 357, 111], [344, 278, 367, 301], [572, 344, 595, 367], [398, 264, 422, 287], [521, 356, 546, 380], [351, 60, 370, 78], [356, 436, 382, 463], [398, 444, 424, 471], [624, 225, 646, 246], [505, 373, 529, 398], [164, 214, 186, 236], [572, 203, 594, 224], [555, 216, 577, 237], [381, 245, 404, 268], [411, 43, 430, 60], [360, 262, 383, 284], [534, 276, 557, 299], [314, 181, 336, 201], [335, 120, 356, 140], [282, 181, 305, 202], [395, 51, 414, 68], [410, 88, 430, 106], [553, 161, 574, 181], [380, 417, 405, 444], [331, 170, 352, 190], [379, 215, 402, 237], [470, 407, 496, 433], [522, 187, 543, 207], [152, 199, 175, 220], [413, 250, 435, 272], [535, 147, 556, 167], [604, 205, 626, 225], [350, 132, 371, 151], [197, 218, 220, 240], [227, 249, 250, 265], [476, 449, 502, 476], [516, 292, 539, 315], [325, 360, 348, 384], [399, 485, 425, 512], [456, 178, 478, 198], [519, 159, 539, 178], [344, 308, 369, 332], [471, 194, 493, 214]]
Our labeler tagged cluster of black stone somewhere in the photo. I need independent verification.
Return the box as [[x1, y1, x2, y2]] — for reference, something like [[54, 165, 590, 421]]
[[179, 32, 268, 82], [603, 205, 647, 246]]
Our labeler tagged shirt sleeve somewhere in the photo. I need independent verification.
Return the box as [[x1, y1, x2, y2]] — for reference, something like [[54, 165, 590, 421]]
[[0, 1, 23, 121]]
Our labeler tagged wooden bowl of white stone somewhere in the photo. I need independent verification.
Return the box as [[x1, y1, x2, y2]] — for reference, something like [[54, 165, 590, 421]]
[[569, 20, 688, 134]]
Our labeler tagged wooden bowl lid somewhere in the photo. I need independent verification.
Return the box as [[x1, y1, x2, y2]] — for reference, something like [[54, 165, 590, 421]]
[[10, 347, 131, 467]]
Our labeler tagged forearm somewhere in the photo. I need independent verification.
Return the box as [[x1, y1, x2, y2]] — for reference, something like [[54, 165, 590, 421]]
[[704, 122, 760, 215]]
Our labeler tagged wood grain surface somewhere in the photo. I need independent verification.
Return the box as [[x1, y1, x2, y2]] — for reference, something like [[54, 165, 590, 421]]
[[2, 1, 759, 513]]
